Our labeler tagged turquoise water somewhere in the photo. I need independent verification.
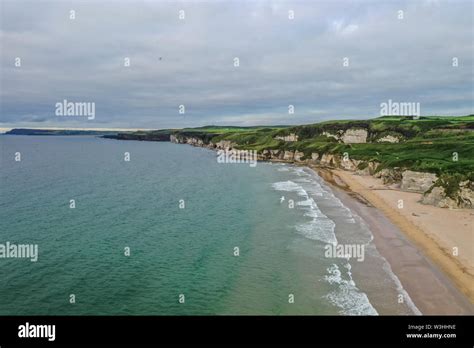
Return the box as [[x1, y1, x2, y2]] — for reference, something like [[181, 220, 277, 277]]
[[0, 136, 417, 315]]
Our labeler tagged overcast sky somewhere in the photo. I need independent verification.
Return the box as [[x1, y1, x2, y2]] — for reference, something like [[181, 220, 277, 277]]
[[0, 0, 472, 129]]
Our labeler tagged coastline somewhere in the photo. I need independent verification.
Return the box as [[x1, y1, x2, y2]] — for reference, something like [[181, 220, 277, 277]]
[[172, 139, 473, 314], [7, 134, 472, 314], [164, 139, 473, 314], [311, 165, 473, 314]]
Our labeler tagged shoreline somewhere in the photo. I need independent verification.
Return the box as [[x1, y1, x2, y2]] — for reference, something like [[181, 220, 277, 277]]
[[166, 140, 473, 313], [310, 165, 473, 314], [95, 138, 474, 313]]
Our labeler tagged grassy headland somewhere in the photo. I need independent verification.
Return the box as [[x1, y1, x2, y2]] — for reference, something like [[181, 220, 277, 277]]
[[109, 115, 474, 177]]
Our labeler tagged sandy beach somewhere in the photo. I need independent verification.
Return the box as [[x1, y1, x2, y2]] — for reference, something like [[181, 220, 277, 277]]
[[311, 166, 473, 314]]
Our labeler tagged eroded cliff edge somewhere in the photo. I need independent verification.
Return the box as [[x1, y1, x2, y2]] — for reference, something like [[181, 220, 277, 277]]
[[110, 116, 474, 209]]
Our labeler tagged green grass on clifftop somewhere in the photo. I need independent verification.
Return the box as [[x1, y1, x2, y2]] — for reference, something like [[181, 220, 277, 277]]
[[112, 115, 474, 178], [174, 116, 474, 177]]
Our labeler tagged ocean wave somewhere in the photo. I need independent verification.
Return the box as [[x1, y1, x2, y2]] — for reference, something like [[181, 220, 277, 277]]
[[279, 168, 379, 315], [299, 167, 417, 315], [324, 264, 378, 316], [272, 180, 337, 245], [271, 180, 307, 196], [293, 167, 307, 176], [296, 168, 357, 223]]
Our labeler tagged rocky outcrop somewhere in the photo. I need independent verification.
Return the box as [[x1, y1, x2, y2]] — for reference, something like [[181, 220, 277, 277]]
[[170, 133, 472, 209], [170, 134, 204, 146], [458, 181, 474, 208], [294, 151, 305, 161], [401, 170, 438, 193], [271, 149, 283, 159], [341, 129, 368, 144], [339, 158, 363, 171], [322, 131, 341, 141], [355, 161, 380, 176], [323, 128, 368, 144], [258, 149, 306, 162], [422, 180, 474, 209], [260, 149, 271, 160], [320, 153, 337, 166], [275, 133, 298, 142], [421, 187, 457, 208], [171, 135, 235, 150], [214, 140, 235, 150], [283, 151, 294, 161], [373, 168, 403, 185], [377, 135, 400, 143], [187, 137, 204, 146]]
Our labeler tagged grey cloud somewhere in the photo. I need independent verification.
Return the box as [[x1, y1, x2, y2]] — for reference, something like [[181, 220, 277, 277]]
[[0, 0, 473, 129]]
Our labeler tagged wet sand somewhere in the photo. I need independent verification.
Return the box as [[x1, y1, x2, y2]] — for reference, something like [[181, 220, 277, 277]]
[[311, 166, 473, 315]]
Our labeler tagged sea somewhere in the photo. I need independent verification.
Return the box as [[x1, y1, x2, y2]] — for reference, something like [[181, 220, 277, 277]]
[[0, 135, 420, 315]]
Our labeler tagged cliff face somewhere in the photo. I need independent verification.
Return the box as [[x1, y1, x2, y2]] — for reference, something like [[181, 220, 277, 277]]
[[341, 129, 368, 144], [398, 171, 474, 208], [170, 133, 472, 209], [377, 135, 400, 143], [422, 179, 474, 209], [171, 134, 237, 151], [322, 128, 368, 143], [400, 171, 438, 193], [170, 132, 474, 209], [275, 133, 299, 142], [170, 134, 204, 146], [162, 117, 474, 212]]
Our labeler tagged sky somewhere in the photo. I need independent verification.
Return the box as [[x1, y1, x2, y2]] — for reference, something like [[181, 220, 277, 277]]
[[0, 0, 473, 130]]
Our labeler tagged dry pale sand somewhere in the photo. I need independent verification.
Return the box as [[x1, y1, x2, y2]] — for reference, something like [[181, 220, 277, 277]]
[[346, 174, 474, 273], [311, 166, 473, 314]]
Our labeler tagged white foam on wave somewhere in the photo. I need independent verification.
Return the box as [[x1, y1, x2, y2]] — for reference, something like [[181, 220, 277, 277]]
[[381, 258, 422, 315], [296, 198, 337, 245], [324, 264, 378, 316], [294, 168, 357, 224], [271, 180, 307, 196], [273, 170, 379, 315], [296, 166, 419, 315], [272, 180, 337, 245], [316, 183, 356, 222], [293, 167, 307, 176]]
